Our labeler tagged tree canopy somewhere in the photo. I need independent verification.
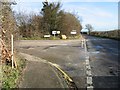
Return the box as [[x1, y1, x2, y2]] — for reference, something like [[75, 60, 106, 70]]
[[16, 1, 82, 38], [85, 24, 93, 35]]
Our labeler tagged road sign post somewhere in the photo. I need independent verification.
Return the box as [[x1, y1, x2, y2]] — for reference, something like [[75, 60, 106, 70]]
[[52, 31, 60, 39], [70, 30, 77, 38], [52, 31, 56, 39], [54, 33, 55, 39]]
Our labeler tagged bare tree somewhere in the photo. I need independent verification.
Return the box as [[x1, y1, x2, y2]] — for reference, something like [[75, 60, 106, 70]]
[[85, 24, 93, 35], [15, 12, 32, 37], [29, 14, 43, 37]]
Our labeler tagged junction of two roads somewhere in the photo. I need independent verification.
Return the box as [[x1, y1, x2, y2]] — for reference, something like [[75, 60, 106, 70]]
[[17, 34, 119, 89]]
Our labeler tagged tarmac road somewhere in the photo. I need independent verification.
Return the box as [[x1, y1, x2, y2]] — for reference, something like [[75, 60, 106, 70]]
[[83, 35, 119, 89], [16, 35, 119, 89], [17, 39, 86, 88]]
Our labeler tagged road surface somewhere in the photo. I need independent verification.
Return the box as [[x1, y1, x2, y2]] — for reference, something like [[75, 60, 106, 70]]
[[16, 35, 119, 89], [84, 35, 119, 89]]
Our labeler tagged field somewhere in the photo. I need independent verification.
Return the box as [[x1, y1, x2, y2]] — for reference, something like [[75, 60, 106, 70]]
[[90, 30, 120, 40]]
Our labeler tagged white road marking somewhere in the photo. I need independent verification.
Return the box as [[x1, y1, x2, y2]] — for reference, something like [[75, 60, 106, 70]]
[[82, 38, 94, 89], [86, 60, 89, 65], [87, 77, 93, 85], [86, 65, 91, 70], [86, 70, 92, 76], [87, 86, 94, 90]]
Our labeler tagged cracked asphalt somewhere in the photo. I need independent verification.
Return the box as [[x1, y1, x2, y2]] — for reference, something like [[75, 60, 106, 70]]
[[16, 34, 119, 89]]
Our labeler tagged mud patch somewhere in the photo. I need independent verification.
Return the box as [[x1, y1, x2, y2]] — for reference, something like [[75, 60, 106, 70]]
[[20, 46, 34, 49]]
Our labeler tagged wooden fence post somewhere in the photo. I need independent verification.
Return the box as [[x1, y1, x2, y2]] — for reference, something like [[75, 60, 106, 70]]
[[11, 34, 14, 68]]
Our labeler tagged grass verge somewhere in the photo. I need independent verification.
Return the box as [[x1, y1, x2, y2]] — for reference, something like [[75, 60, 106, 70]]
[[2, 54, 26, 89], [21, 35, 81, 40], [91, 35, 120, 41]]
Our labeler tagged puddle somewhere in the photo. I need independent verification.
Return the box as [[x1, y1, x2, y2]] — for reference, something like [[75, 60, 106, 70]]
[[90, 51, 100, 54], [95, 46, 103, 49]]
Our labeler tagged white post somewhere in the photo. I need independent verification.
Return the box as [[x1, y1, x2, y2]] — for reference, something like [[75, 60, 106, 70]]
[[11, 34, 14, 68], [54, 34, 55, 39], [81, 39, 84, 48], [84, 39, 87, 52]]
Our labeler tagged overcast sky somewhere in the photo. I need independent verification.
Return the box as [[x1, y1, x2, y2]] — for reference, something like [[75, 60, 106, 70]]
[[11, 0, 119, 31]]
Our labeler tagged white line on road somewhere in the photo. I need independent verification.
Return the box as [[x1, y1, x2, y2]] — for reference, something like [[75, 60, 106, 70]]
[[87, 86, 94, 90], [86, 70, 92, 76], [82, 38, 94, 90], [87, 77, 93, 85], [86, 59, 90, 65], [86, 65, 91, 70]]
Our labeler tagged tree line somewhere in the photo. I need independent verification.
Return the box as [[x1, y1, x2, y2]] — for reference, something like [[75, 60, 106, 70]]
[[16, 1, 82, 38]]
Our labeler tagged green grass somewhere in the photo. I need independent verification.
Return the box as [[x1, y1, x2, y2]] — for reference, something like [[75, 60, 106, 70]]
[[2, 55, 26, 89], [21, 36, 61, 40], [2, 66, 19, 89], [21, 35, 81, 40], [21, 37, 43, 40], [91, 35, 120, 41], [67, 35, 81, 39]]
